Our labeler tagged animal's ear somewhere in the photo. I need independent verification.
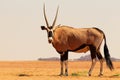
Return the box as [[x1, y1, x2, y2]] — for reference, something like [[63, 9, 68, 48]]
[[41, 26, 47, 30]]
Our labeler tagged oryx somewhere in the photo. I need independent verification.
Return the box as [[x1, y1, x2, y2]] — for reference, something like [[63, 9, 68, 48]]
[[41, 5, 114, 76]]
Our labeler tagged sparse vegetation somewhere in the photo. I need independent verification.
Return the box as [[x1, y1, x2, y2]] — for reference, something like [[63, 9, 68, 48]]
[[112, 74, 120, 77], [18, 73, 30, 77], [71, 71, 87, 76]]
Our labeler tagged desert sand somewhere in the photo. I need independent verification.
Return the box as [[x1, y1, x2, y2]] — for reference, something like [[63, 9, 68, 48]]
[[0, 61, 120, 80]]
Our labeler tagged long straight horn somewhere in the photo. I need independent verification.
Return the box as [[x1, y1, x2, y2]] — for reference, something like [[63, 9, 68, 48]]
[[43, 4, 49, 27], [52, 6, 59, 28]]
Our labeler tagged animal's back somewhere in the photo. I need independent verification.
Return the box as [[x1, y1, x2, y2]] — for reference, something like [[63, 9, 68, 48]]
[[52, 26, 90, 53]]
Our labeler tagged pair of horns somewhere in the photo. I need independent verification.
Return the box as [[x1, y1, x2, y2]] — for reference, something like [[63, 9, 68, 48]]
[[43, 4, 59, 29]]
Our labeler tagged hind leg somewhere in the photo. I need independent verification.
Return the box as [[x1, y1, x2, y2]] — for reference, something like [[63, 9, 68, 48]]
[[96, 50, 104, 76], [88, 45, 97, 76]]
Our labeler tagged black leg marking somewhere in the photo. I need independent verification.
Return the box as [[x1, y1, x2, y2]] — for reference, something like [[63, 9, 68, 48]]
[[60, 52, 68, 61], [88, 45, 97, 76], [60, 51, 68, 76]]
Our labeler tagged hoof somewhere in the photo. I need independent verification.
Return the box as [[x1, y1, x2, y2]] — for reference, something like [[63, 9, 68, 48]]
[[64, 74, 68, 76], [59, 73, 68, 76], [88, 74, 91, 76], [59, 73, 63, 76], [98, 74, 103, 77]]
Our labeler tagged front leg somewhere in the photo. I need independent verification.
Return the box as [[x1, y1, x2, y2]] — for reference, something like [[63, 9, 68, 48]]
[[64, 60, 68, 76], [60, 51, 68, 76], [59, 60, 63, 76]]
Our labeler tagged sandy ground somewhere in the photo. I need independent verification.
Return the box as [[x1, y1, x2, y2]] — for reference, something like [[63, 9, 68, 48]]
[[0, 61, 120, 80]]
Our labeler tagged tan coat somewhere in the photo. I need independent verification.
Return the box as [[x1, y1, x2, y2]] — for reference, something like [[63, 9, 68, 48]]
[[52, 26, 103, 53]]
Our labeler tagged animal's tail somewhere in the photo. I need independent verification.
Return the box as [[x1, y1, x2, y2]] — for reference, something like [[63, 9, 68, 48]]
[[93, 27, 114, 70], [103, 33, 114, 70]]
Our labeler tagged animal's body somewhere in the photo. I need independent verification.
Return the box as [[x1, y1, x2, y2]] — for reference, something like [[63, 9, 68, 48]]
[[41, 5, 114, 76], [52, 26, 102, 53]]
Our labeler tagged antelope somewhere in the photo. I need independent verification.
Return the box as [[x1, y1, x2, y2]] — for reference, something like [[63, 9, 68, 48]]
[[41, 5, 114, 76]]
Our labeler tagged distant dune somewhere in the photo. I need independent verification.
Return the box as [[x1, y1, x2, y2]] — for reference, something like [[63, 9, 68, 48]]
[[38, 57, 59, 61], [75, 55, 120, 61], [38, 55, 120, 61]]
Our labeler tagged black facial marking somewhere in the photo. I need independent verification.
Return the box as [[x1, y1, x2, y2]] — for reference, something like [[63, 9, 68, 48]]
[[48, 31, 53, 37], [49, 26, 53, 29]]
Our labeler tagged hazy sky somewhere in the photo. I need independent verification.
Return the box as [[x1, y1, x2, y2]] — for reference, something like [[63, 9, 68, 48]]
[[0, 0, 120, 60]]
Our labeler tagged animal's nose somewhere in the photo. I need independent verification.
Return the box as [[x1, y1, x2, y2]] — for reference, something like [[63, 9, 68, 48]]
[[48, 37, 53, 43]]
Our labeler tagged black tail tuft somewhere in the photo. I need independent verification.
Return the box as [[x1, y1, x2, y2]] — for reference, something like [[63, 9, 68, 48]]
[[93, 27, 114, 70], [104, 43, 114, 70]]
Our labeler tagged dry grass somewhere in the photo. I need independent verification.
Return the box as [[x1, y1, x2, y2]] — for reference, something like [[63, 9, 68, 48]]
[[0, 61, 120, 80]]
